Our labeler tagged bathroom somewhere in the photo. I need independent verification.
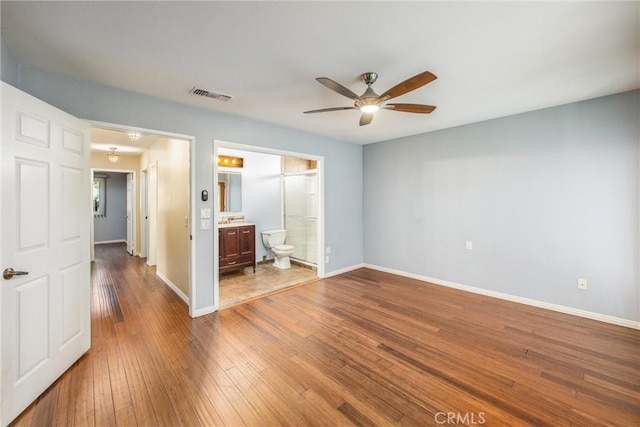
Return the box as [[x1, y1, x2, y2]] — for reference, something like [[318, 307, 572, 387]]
[[217, 147, 320, 308]]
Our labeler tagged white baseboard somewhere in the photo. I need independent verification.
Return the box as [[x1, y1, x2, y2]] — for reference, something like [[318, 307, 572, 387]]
[[193, 305, 217, 318], [94, 239, 126, 245], [156, 270, 189, 305], [363, 263, 640, 330], [324, 263, 365, 278]]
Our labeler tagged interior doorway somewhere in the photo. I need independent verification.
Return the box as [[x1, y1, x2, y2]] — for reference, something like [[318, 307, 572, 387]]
[[140, 168, 148, 258], [126, 172, 134, 255], [89, 123, 195, 314], [91, 170, 135, 252], [213, 141, 325, 309]]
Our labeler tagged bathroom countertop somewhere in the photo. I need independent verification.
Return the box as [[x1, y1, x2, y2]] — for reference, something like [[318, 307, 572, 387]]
[[218, 222, 254, 228]]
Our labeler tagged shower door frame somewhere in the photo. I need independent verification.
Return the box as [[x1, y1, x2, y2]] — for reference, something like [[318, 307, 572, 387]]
[[282, 170, 319, 267]]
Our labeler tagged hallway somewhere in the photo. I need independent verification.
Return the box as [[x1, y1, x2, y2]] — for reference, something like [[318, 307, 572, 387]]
[[11, 244, 640, 426]]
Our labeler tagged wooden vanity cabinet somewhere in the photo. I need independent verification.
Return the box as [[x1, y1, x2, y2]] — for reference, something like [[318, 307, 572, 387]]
[[219, 224, 256, 273]]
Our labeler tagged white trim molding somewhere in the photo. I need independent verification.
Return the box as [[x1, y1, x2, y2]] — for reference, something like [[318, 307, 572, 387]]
[[94, 239, 126, 245], [193, 306, 217, 317], [156, 271, 189, 305], [324, 263, 365, 278], [364, 263, 640, 330]]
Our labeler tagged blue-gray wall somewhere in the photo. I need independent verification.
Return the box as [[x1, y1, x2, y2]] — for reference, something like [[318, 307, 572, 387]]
[[9, 64, 363, 312], [364, 91, 639, 322], [94, 172, 127, 243], [1, 34, 19, 87]]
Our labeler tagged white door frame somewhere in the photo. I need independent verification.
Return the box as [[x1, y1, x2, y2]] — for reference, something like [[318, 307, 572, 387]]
[[146, 161, 158, 267], [212, 139, 326, 311], [140, 168, 148, 259], [89, 168, 136, 256], [126, 172, 134, 255], [88, 121, 197, 316]]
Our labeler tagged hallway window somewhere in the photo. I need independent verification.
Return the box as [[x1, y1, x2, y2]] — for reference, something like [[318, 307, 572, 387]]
[[93, 176, 106, 217]]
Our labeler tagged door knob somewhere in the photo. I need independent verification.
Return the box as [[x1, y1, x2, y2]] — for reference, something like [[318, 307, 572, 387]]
[[3, 268, 29, 280]]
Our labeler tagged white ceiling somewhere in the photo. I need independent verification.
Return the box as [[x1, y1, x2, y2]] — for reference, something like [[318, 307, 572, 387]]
[[2, 1, 638, 145], [91, 127, 165, 155]]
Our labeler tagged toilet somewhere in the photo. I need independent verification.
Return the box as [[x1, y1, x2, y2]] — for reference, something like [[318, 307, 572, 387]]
[[261, 229, 295, 269]]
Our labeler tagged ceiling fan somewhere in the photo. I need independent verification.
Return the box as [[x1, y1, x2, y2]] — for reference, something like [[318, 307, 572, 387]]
[[303, 71, 437, 126]]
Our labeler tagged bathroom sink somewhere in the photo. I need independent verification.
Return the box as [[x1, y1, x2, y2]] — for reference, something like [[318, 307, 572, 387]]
[[218, 222, 253, 228]]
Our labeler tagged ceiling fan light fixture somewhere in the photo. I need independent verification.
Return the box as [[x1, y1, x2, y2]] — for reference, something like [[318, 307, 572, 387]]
[[304, 70, 437, 126], [360, 104, 379, 113]]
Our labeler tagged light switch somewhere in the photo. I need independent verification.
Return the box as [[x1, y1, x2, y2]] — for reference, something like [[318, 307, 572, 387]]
[[200, 219, 211, 230], [200, 208, 211, 219]]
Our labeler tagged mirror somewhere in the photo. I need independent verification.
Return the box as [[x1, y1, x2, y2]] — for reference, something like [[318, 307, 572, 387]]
[[218, 172, 242, 213]]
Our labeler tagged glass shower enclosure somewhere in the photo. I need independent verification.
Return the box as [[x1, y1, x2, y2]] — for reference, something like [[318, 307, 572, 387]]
[[283, 171, 318, 266]]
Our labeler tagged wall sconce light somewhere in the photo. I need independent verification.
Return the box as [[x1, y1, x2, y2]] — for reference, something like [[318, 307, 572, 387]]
[[107, 147, 119, 163], [127, 131, 141, 142], [217, 155, 243, 168]]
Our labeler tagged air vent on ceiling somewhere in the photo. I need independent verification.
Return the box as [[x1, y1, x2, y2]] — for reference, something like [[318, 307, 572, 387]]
[[189, 87, 232, 102]]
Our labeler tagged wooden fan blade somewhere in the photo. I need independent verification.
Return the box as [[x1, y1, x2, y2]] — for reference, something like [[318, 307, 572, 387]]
[[359, 112, 374, 126], [383, 103, 437, 114], [304, 106, 356, 114], [316, 77, 360, 100], [379, 71, 437, 101]]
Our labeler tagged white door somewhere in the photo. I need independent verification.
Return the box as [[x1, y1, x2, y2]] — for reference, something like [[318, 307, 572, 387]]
[[0, 82, 91, 425], [126, 172, 134, 255]]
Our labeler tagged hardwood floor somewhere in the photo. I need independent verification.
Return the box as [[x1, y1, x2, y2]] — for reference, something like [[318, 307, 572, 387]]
[[11, 243, 640, 426]]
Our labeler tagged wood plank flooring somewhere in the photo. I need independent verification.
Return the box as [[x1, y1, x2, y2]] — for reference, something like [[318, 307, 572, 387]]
[[11, 243, 640, 426]]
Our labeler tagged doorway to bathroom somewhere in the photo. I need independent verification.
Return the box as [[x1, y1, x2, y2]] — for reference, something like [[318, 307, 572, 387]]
[[213, 141, 324, 309]]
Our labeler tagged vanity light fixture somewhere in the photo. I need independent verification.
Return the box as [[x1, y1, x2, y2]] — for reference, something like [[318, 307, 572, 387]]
[[107, 147, 119, 163], [127, 131, 141, 142], [217, 155, 243, 168]]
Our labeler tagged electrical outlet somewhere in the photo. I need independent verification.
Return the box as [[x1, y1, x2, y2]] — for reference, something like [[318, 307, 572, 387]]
[[465, 241, 473, 250], [325, 255, 330, 264], [578, 278, 588, 290]]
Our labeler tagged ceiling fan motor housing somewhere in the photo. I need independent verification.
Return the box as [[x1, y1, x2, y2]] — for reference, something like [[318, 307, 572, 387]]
[[360, 72, 378, 85], [357, 72, 382, 110]]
